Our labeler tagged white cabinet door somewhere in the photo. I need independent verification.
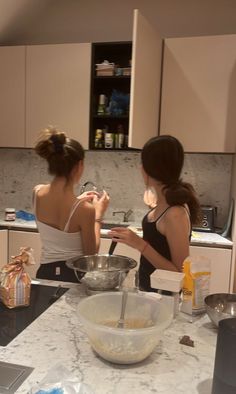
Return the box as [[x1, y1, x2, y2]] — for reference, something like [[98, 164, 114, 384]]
[[129, 9, 163, 149], [8, 230, 41, 279], [0, 230, 8, 269], [26, 43, 91, 149], [160, 35, 236, 153], [0, 46, 25, 147], [190, 245, 232, 294]]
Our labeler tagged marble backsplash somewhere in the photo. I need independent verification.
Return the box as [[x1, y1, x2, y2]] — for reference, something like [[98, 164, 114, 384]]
[[0, 148, 233, 229]]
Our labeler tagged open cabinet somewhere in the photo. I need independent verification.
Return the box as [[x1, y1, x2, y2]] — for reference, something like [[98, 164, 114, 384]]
[[89, 42, 132, 150], [89, 9, 163, 150], [160, 35, 236, 152]]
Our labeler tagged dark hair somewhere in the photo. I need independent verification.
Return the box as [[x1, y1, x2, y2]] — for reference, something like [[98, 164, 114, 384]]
[[141, 135, 201, 224], [35, 127, 84, 178]]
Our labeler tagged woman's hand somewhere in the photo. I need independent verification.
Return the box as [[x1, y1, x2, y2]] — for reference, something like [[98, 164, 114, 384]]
[[108, 227, 144, 252], [78, 191, 100, 202], [93, 190, 110, 219]]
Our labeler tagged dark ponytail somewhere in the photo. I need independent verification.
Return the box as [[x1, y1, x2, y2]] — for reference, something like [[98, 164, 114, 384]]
[[164, 181, 201, 224], [142, 135, 201, 225]]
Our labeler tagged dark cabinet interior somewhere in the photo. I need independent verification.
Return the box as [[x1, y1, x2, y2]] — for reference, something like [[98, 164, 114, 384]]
[[89, 42, 132, 150]]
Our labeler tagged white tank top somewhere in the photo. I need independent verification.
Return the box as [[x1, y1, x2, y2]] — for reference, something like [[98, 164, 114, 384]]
[[34, 186, 84, 264]]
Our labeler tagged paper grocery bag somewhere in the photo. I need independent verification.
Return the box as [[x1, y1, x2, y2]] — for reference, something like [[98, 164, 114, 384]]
[[0, 247, 35, 309]]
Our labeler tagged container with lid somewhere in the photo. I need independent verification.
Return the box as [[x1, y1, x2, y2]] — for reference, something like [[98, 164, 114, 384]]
[[5, 208, 16, 221]]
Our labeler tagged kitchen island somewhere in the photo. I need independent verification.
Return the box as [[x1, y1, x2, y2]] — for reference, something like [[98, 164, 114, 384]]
[[0, 280, 217, 394]]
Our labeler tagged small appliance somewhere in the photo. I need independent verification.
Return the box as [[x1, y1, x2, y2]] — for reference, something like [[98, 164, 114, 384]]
[[192, 205, 216, 232]]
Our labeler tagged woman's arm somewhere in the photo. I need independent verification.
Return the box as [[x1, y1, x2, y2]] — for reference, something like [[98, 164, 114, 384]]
[[79, 191, 110, 254], [163, 206, 190, 271], [79, 202, 97, 255]]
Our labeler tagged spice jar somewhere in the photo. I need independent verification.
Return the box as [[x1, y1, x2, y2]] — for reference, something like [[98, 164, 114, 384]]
[[5, 208, 16, 221]]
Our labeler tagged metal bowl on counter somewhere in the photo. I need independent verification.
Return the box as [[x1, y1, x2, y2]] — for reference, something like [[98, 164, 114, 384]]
[[204, 293, 236, 327], [66, 254, 137, 291]]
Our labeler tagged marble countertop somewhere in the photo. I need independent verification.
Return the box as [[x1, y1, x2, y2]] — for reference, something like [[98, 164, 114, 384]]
[[0, 279, 217, 394], [0, 217, 232, 249]]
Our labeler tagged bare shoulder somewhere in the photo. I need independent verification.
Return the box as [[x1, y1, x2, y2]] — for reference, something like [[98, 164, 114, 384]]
[[165, 205, 189, 224], [77, 200, 95, 219], [33, 184, 49, 196]]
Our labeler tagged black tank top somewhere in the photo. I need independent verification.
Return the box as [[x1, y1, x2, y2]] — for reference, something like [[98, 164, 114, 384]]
[[139, 207, 171, 292]]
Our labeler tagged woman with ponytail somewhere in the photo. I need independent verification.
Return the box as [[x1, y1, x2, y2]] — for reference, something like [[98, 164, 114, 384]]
[[109, 135, 201, 292]]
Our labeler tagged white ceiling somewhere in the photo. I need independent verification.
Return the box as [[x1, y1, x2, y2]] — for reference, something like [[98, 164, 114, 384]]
[[0, 0, 236, 45]]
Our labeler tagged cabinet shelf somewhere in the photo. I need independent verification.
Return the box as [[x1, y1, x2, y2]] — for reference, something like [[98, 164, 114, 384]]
[[94, 75, 131, 80], [93, 114, 129, 119]]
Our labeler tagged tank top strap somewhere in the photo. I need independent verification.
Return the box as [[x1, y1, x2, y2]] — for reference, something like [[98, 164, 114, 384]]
[[64, 198, 82, 232], [155, 206, 171, 223], [33, 185, 44, 214]]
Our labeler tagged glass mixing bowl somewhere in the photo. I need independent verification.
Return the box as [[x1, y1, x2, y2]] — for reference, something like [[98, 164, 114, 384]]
[[77, 291, 173, 364]]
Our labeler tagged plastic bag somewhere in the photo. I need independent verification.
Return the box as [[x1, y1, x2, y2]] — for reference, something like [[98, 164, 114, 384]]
[[0, 247, 35, 308], [16, 210, 35, 221], [181, 255, 211, 315], [29, 364, 95, 394], [108, 89, 130, 115]]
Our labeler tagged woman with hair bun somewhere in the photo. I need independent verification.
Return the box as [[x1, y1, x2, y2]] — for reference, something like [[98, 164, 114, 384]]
[[33, 127, 109, 283], [109, 135, 201, 292]]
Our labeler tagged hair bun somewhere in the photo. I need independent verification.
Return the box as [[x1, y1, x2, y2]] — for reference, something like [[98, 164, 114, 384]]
[[35, 127, 66, 159], [50, 132, 65, 154]]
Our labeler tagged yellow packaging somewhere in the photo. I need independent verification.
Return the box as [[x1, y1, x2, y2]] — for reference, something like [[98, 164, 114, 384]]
[[0, 247, 35, 309], [181, 256, 211, 315]]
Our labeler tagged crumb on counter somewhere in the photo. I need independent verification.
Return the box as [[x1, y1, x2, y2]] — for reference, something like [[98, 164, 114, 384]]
[[179, 335, 194, 347]]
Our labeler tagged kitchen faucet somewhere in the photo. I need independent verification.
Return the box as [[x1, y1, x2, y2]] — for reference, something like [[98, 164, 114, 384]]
[[80, 181, 97, 194], [112, 209, 133, 223]]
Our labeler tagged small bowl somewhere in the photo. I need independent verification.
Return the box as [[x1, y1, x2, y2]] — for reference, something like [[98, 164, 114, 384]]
[[204, 293, 236, 327], [66, 254, 137, 291], [77, 291, 172, 364]]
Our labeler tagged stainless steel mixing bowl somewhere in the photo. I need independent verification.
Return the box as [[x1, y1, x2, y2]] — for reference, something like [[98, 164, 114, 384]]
[[66, 254, 137, 291], [204, 293, 236, 327]]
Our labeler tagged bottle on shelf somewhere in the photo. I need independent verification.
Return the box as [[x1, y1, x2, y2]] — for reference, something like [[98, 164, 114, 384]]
[[94, 129, 104, 148], [97, 94, 107, 115], [114, 124, 125, 149], [104, 125, 114, 149]]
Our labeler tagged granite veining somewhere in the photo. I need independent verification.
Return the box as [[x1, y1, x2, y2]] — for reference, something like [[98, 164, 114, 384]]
[[0, 148, 233, 228], [0, 280, 217, 394]]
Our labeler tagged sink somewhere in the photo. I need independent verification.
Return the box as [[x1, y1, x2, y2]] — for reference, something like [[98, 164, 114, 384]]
[[0, 361, 33, 393], [102, 222, 129, 230]]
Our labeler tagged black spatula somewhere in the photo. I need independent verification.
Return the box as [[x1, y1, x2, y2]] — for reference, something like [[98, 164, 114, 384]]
[[108, 240, 117, 255]]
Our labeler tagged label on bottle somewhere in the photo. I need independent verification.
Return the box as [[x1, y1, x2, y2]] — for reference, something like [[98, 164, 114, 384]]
[[105, 133, 114, 148]]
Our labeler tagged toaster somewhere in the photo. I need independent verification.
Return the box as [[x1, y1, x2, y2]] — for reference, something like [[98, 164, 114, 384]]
[[192, 205, 216, 232]]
